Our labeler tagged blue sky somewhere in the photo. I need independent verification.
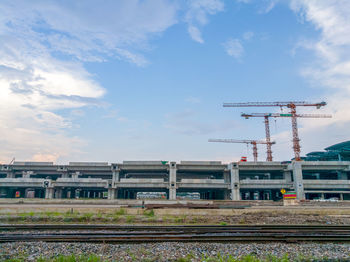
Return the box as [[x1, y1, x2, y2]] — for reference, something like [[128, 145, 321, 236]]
[[0, 0, 349, 163]]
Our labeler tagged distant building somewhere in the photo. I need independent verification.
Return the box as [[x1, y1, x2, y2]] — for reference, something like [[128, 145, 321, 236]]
[[301, 141, 350, 161]]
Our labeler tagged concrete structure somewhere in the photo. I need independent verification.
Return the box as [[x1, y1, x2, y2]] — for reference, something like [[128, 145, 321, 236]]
[[1, 160, 350, 200]]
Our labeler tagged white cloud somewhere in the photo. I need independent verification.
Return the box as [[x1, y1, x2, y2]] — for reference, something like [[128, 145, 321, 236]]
[[223, 38, 244, 60], [188, 26, 204, 44], [185, 0, 225, 43], [260, 0, 280, 13], [270, 0, 350, 159], [243, 31, 255, 41], [0, 0, 179, 162]]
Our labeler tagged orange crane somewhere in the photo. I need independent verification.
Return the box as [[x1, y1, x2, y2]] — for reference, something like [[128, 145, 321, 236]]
[[241, 113, 332, 161], [223, 101, 330, 161], [208, 139, 275, 162]]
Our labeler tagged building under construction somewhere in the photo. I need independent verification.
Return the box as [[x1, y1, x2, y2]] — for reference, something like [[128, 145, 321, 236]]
[[1, 158, 350, 201], [0, 101, 343, 201]]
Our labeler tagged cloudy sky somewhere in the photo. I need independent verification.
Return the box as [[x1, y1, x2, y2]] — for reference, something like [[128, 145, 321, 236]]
[[0, 0, 348, 164]]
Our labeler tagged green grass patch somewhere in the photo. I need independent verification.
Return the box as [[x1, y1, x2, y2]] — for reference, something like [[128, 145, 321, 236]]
[[126, 215, 135, 223], [143, 209, 155, 217], [114, 208, 126, 216]]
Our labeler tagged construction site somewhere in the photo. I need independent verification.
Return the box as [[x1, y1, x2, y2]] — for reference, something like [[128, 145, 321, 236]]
[[0, 101, 349, 202]]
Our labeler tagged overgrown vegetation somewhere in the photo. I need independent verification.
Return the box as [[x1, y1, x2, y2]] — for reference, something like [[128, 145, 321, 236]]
[[143, 209, 155, 217], [1, 208, 347, 225]]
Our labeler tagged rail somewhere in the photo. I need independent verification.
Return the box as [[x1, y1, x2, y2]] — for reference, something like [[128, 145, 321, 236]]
[[1, 224, 350, 243]]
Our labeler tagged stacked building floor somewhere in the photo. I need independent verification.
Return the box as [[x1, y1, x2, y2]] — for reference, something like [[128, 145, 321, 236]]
[[1, 160, 350, 201]]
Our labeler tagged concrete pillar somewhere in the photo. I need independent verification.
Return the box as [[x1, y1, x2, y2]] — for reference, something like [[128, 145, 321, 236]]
[[340, 193, 344, 200], [108, 188, 117, 200], [45, 188, 54, 199], [55, 188, 63, 199], [61, 172, 69, 178], [291, 162, 305, 200], [169, 162, 177, 200], [72, 172, 80, 179], [224, 172, 230, 183], [228, 163, 240, 200], [224, 190, 231, 200], [112, 170, 120, 184], [22, 171, 33, 178], [6, 172, 15, 178], [111, 165, 120, 199], [321, 193, 325, 199], [284, 171, 292, 182]]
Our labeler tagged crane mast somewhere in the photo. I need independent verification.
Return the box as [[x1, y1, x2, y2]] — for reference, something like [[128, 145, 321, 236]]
[[208, 139, 275, 162], [224, 101, 329, 161], [264, 116, 272, 161]]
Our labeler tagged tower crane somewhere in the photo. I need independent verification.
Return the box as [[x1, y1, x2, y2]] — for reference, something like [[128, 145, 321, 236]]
[[223, 101, 330, 161], [208, 139, 276, 162], [241, 113, 332, 161]]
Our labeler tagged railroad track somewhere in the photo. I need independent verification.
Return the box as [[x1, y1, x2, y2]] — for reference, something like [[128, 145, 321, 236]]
[[1, 224, 350, 243]]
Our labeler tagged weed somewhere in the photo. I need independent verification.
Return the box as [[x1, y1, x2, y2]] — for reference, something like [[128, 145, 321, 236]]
[[44, 211, 61, 217], [143, 209, 155, 217], [79, 213, 93, 222], [96, 211, 104, 219], [114, 208, 126, 215], [238, 218, 246, 225], [219, 222, 227, 226], [112, 214, 120, 222], [176, 253, 195, 262], [126, 215, 135, 223]]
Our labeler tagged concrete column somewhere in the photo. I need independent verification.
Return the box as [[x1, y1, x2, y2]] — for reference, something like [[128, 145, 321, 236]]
[[228, 163, 240, 200], [224, 190, 231, 200], [22, 171, 33, 178], [112, 170, 120, 184], [224, 172, 230, 183], [55, 188, 63, 199], [108, 188, 117, 200], [45, 188, 54, 199], [169, 162, 177, 200], [111, 165, 120, 199], [72, 172, 80, 179], [340, 193, 344, 200], [284, 171, 292, 182], [61, 172, 69, 178], [292, 162, 305, 200], [6, 172, 15, 178]]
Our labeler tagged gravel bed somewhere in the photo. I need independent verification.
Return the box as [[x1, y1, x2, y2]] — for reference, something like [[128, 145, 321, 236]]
[[1, 242, 350, 261]]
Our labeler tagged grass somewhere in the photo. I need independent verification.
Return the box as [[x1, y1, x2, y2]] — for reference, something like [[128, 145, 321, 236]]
[[79, 213, 94, 222], [126, 215, 135, 223], [114, 208, 126, 216], [143, 209, 155, 217], [2, 253, 334, 262]]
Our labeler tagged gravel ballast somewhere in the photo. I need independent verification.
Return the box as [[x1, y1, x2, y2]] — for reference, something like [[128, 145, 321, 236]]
[[1, 242, 350, 261]]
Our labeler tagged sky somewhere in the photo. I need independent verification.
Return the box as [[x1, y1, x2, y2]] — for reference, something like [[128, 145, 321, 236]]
[[0, 0, 349, 164]]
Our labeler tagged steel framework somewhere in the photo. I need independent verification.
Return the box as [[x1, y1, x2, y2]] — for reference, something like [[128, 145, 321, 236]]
[[208, 139, 275, 162], [223, 101, 329, 161]]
